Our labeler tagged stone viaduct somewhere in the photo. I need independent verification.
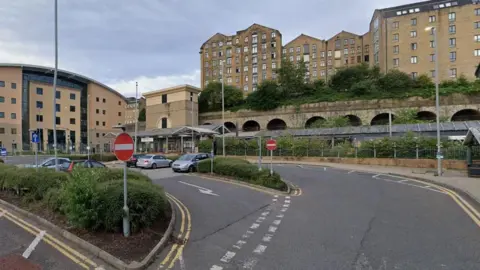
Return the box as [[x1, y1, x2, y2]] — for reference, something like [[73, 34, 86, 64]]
[[198, 93, 480, 132]]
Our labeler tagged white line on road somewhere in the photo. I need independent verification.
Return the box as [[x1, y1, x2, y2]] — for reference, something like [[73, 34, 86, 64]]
[[250, 223, 260, 229], [374, 176, 445, 194], [261, 211, 270, 216], [273, 219, 282, 226], [274, 195, 278, 198], [276, 214, 284, 218], [348, 170, 356, 174], [297, 165, 304, 168], [286, 196, 290, 199], [256, 216, 266, 223], [373, 174, 381, 178], [272, 198, 277, 202], [398, 180, 408, 183], [220, 251, 236, 263], [283, 204, 290, 208], [22, 230, 46, 259], [242, 258, 258, 269], [281, 208, 288, 212], [233, 240, 246, 249], [178, 181, 219, 196], [285, 199, 291, 204], [210, 265, 223, 270], [268, 226, 277, 233], [262, 234, 273, 242], [253, 244, 267, 255], [179, 253, 186, 270]]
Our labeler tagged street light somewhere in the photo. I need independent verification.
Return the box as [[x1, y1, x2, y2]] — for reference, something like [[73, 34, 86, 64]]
[[220, 60, 225, 156], [134, 82, 139, 154], [425, 26, 442, 176], [52, 0, 59, 171]]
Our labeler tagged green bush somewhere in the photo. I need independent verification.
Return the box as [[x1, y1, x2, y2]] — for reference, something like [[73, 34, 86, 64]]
[[197, 157, 287, 191], [0, 158, 4, 163]]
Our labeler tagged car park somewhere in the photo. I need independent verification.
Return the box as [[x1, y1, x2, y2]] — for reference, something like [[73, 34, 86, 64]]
[[136, 154, 173, 169], [126, 154, 144, 167], [24, 157, 71, 169], [171, 153, 210, 173], [62, 160, 107, 172]]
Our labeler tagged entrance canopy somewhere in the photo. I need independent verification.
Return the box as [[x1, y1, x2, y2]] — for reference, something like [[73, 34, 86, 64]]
[[129, 124, 228, 138], [464, 127, 480, 146]]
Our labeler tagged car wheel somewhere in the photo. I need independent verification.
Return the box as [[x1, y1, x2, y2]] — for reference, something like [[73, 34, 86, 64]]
[[188, 165, 195, 173], [152, 163, 157, 169]]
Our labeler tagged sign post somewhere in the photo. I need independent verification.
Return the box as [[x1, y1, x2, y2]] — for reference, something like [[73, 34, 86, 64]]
[[257, 136, 262, 171], [266, 139, 277, 176], [114, 132, 135, 237], [32, 132, 40, 171]]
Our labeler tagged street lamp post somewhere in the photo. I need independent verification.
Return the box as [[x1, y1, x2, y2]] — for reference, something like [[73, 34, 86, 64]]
[[220, 61, 225, 156], [52, 0, 59, 171], [426, 26, 442, 176], [134, 82, 139, 154]]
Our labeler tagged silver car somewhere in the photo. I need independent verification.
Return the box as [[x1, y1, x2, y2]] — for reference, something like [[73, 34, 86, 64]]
[[136, 155, 172, 169], [171, 153, 210, 173], [24, 157, 71, 169]]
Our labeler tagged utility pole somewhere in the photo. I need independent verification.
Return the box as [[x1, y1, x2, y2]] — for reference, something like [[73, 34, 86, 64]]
[[53, 0, 59, 171], [134, 82, 139, 154], [221, 61, 225, 156]]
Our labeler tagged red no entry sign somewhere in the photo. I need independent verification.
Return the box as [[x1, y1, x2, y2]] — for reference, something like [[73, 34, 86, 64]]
[[114, 133, 134, 161], [266, 139, 277, 151]]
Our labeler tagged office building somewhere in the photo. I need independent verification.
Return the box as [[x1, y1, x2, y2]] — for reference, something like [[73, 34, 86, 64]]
[[0, 64, 127, 153]]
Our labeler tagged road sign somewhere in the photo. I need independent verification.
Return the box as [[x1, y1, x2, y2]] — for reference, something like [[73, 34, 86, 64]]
[[32, 132, 39, 143], [114, 133, 134, 161], [266, 139, 277, 151], [0, 148, 6, 157]]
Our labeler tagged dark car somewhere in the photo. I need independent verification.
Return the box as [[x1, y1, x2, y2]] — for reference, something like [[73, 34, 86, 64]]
[[127, 154, 144, 168], [62, 160, 107, 172]]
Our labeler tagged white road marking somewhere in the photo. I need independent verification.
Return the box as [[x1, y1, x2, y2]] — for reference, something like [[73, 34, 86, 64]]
[[256, 216, 266, 223], [94, 267, 106, 270], [262, 234, 273, 242], [398, 180, 408, 183], [273, 219, 282, 226], [253, 244, 267, 255], [0, 210, 5, 217], [424, 185, 431, 188], [286, 196, 290, 199], [250, 223, 260, 229], [178, 181, 219, 196], [242, 230, 254, 239], [276, 214, 284, 218], [210, 265, 223, 270], [268, 226, 277, 233], [22, 230, 46, 259], [348, 170, 356, 174], [297, 165, 304, 168], [274, 195, 278, 198], [283, 204, 290, 208], [373, 176, 445, 194], [281, 208, 288, 212], [261, 211, 270, 216], [285, 199, 291, 203], [324, 167, 326, 171], [220, 251, 236, 263], [242, 258, 258, 269], [272, 198, 277, 202], [233, 240, 247, 249], [373, 174, 381, 178], [179, 253, 186, 270]]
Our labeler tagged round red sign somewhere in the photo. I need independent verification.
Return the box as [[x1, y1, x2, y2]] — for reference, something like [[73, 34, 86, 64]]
[[114, 133, 135, 161], [266, 139, 277, 151]]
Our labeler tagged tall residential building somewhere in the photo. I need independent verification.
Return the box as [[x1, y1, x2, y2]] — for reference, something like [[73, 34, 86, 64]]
[[200, 24, 283, 93], [282, 34, 327, 81], [0, 64, 127, 153], [370, 0, 480, 81], [125, 97, 146, 125]]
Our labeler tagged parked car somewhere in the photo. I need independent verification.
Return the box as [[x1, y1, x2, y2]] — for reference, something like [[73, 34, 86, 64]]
[[126, 154, 144, 167], [62, 160, 107, 172], [136, 155, 173, 169], [171, 153, 210, 173], [24, 157, 71, 169]]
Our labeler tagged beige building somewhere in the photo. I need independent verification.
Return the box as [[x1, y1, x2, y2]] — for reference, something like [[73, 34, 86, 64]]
[[370, 0, 480, 81], [144, 85, 201, 130], [200, 24, 283, 94], [125, 97, 146, 125], [0, 64, 127, 153]]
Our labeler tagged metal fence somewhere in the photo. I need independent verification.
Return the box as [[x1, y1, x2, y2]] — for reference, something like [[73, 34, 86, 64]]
[[203, 145, 480, 161]]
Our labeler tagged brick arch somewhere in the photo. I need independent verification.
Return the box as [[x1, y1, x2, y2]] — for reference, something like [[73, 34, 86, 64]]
[[451, 109, 480, 121], [242, 120, 261, 131], [371, 113, 395, 126], [267, 118, 287, 130]]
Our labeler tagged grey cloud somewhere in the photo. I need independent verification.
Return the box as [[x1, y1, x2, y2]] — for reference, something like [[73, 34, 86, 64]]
[[1, 0, 415, 85]]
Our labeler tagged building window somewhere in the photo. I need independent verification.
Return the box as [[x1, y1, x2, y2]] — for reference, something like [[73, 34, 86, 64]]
[[118, 112, 122, 117], [56, 91, 61, 99], [70, 93, 75, 100], [55, 103, 60, 112], [411, 18, 417, 25], [70, 118, 76, 125], [450, 38, 456, 47], [102, 98, 106, 103], [0, 112, 4, 118], [36, 101, 43, 109], [429, 40, 435, 48], [272, 62, 277, 69], [411, 72, 418, 79], [271, 32, 276, 38], [429, 15, 436, 22], [102, 110, 106, 115], [411, 43, 417, 50], [11, 98, 16, 104], [393, 45, 399, 54], [11, 128, 17, 135], [161, 117, 167, 129], [411, 56, 418, 64], [430, 70, 436, 78], [450, 51, 456, 62], [392, 21, 399, 29], [10, 113, 16, 119], [0, 127, 4, 134], [36, 87, 43, 95], [296, 55, 301, 61], [476, 22, 480, 29], [476, 8, 480, 16], [11, 83, 16, 89], [70, 105, 75, 112], [393, 33, 399, 41], [448, 12, 456, 22], [328, 51, 332, 57], [36, 115, 43, 122], [449, 25, 456, 34], [476, 35, 480, 43], [245, 76, 248, 82], [475, 49, 480, 56], [393, 58, 399, 67], [0, 81, 4, 87], [449, 68, 457, 78], [96, 121, 99, 126], [410, 31, 417, 38], [96, 109, 99, 114], [102, 121, 106, 126], [289, 56, 294, 61], [161, 94, 167, 103], [96, 97, 99, 102], [430, 54, 435, 62], [56, 117, 61, 125], [0, 96, 3, 103]]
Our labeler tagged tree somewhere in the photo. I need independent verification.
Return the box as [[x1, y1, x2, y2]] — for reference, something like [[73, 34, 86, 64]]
[[329, 64, 377, 92], [392, 109, 429, 124], [138, 108, 146, 121], [413, 74, 434, 89], [378, 69, 413, 92], [276, 59, 309, 98], [198, 82, 244, 113], [245, 80, 281, 111]]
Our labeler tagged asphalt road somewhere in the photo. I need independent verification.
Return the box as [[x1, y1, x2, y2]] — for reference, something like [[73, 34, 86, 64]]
[[146, 164, 480, 270]]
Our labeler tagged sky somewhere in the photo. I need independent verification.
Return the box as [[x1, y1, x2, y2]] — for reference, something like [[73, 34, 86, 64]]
[[0, 0, 417, 97]]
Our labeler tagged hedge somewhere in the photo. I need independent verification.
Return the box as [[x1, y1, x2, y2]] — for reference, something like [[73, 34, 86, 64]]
[[197, 157, 287, 191], [59, 154, 118, 162], [0, 163, 169, 233]]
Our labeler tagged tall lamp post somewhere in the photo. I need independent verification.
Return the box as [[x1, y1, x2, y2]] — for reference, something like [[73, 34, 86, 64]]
[[134, 82, 139, 154], [52, 0, 59, 171], [220, 60, 225, 156], [426, 26, 442, 176]]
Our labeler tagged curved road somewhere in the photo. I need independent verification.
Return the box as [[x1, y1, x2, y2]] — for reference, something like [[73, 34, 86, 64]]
[[147, 165, 480, 270]]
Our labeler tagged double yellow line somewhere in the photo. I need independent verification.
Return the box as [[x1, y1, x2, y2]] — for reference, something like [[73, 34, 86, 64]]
[[0, 207, 99, 269], [157, 193, 192, 269]]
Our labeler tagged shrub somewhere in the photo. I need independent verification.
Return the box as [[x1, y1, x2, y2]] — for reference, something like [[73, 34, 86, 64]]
[[60, 154, 117, 162], [0, 158, 4, 163], [197, 157, 287, 191]]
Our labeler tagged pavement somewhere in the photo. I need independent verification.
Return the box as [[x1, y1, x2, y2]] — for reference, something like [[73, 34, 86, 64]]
[[142, 165, 480, 270]]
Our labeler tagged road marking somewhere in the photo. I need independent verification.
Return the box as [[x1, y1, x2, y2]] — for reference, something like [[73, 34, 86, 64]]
[[242, 230, 254, 239], [191, 174, 280, 195], [256, 216, 266, 223], [166, 194, 192, 269], [273, 219, 282, 226], [297, 165, 304, 168], [276, 214, 284, 218], [348, 170, 356, 174], [373, 176, 445, 194], [261, 211, 270, 216], [233, 240, 246, 249], [268, 226, 277, 233], [272, 198, 277, 202], [179, 253, 186, 270], [398, 179, 408, 183], [283, 204, 289, 208], [373, 174, 381, 178], [253, 244, 267, 255], [250, 223, 260, 229], [210, 265, 223, 270], [262, 234, 273, 242], [178, 181, 219, 196], [285, 199, 291, 203], [220, 251, 236, 263], [324, 167, 326, 171], [158, 194, 186, 269], [286, 196, 290, 199], [274, 195, 278, 198], [281, 208, 288, 212], [22, 230, 46, 258]]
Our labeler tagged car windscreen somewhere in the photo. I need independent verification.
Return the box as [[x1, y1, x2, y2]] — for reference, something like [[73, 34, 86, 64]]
[[177, 154, 196, 161], [141, 155, 153, 159]]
